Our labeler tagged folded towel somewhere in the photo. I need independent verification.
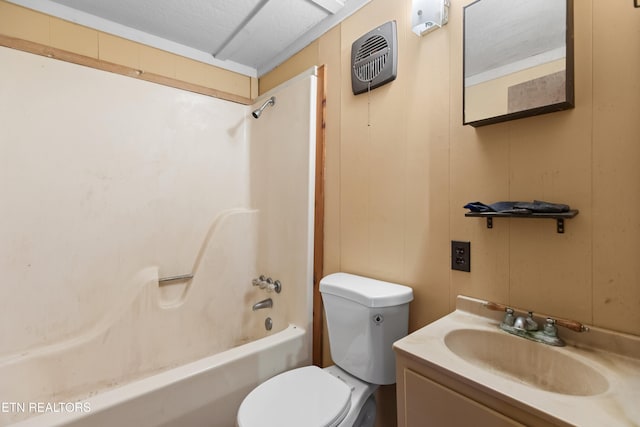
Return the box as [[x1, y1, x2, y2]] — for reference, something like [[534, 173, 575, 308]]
[[463, 201, 494, 212], [463, 201, 528, 213], [514, 200, 570, 213], [464, 200, 570, 214]]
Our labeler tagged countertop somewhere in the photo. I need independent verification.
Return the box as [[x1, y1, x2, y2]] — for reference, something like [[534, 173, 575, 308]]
[[393, 296, 640, 427]]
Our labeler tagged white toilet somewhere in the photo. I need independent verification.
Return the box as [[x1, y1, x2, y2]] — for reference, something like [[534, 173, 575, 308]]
[[237, 272, 413, 427]]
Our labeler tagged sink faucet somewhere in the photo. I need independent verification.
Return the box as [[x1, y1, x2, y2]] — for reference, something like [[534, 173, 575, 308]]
[[513, 311, 538, 332], [484, 301, 590, 347], [252, 298, 273, 311], [499, 310, 569, 346]]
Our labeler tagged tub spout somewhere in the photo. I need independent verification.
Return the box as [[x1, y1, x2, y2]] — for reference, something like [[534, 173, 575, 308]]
[[252, 298, 273, 311]]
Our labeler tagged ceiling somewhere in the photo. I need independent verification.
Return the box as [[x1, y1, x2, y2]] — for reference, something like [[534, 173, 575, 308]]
[[8, 0, 370, 77]]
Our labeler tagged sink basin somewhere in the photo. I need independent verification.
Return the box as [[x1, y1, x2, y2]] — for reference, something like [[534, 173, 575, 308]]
[[444, 329, 609, 396], [394, 296, 640, 426]]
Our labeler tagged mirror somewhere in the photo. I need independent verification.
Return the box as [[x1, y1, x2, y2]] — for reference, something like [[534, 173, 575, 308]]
[[463, 0, 574, 127]]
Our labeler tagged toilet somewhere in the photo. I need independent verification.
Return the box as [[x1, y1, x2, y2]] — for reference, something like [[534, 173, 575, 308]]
[[237, 272, 413, 427]]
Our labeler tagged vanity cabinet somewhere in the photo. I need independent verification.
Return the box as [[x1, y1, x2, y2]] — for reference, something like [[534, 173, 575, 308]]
[[395, 352, 558, 427], [402, 368, 522, 427], [394, 296, 640, 426]]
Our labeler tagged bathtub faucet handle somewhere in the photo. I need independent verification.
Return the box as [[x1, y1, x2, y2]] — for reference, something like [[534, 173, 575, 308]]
[[252, 275, 268, 289], [252, 276, 282, 293], [267, 279, 282, 294]]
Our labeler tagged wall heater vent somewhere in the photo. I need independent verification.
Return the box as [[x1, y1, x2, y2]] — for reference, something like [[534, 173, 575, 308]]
[[351, 21, 397, 95]]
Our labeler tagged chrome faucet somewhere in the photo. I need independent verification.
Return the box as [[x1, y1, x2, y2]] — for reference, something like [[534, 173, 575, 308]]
[[484, 301, 589, 347], [499, 309, 564, 346], [513, 311, 538, 332], [252, 275, 282, 293], [252, 298, 273, 311]]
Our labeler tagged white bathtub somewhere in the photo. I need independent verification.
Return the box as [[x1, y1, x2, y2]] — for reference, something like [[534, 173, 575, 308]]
[[0, 209, 310, 426], [9, 325, 308, 427]]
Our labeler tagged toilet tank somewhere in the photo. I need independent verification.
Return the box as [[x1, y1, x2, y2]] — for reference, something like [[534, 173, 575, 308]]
[[320, 273, 413, 385]]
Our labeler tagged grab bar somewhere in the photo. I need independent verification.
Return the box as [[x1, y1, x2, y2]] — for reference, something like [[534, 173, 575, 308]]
[[158, 274, 194, 283]]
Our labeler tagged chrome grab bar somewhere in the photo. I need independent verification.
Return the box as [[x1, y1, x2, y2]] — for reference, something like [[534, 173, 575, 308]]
[[158, 274, 194, 283]]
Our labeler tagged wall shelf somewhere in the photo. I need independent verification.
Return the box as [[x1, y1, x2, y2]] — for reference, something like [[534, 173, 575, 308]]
[[465, 210, 579, 233]]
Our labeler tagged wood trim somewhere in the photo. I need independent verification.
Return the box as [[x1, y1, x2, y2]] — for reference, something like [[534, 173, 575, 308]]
[[0, 34, 253, 105], [312, 65, 327, 367]]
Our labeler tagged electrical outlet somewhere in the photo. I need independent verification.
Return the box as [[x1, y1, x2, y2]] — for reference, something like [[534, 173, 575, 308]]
[[451, 241, 471, 272]]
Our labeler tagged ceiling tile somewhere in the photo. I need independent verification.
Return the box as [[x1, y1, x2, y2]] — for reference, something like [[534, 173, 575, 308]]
[[217, 0, 329, 69], [9, 0, 371, 77]]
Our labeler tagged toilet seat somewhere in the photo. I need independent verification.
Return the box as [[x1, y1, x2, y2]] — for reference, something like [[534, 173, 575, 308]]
[[237, 366, 352, 427]]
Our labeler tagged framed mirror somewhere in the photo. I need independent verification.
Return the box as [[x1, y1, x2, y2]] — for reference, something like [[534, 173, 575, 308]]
[[463, 0, 574, 127]]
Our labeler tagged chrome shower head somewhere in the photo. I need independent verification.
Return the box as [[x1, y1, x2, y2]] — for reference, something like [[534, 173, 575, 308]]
[[252, 96, 276, 119]]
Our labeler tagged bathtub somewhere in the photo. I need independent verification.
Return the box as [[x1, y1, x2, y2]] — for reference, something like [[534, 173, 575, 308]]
[[0, 209, 311, 426], [8, 325, 308, 427]]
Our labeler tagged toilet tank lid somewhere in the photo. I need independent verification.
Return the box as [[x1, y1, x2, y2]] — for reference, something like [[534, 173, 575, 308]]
[[320, 273, 413, 308]]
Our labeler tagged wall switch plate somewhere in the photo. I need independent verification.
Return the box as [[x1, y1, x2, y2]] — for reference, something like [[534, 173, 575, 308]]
[[451, 241, 470, 272]]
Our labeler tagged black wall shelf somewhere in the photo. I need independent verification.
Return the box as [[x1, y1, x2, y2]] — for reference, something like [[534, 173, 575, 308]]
[[465, 210, 579, 233]]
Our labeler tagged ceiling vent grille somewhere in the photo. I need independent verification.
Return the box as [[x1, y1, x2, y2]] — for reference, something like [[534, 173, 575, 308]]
[[351, 21, 397, 95]]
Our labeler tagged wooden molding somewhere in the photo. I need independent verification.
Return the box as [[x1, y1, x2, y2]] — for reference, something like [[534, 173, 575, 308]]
[[312, 65, 327, 367], [0, 34, 252, 105]]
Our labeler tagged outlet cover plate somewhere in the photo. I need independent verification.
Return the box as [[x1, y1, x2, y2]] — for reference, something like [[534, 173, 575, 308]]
[[451, 241, 471, 272]]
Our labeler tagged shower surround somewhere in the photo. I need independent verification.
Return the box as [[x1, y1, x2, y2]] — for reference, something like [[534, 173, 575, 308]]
[[0, 46, 317, 426]]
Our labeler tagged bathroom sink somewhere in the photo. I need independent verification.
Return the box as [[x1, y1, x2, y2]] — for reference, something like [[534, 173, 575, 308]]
[[394, 296, 640, 426], [444, 329, 609, 396]]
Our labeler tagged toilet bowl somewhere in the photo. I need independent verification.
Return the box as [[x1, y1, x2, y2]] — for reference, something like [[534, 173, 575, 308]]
[[237, 273, 413, 427], [237, 365, 377, 427]]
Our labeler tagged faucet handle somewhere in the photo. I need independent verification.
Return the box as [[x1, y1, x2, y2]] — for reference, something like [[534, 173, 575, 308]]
[[267, 279, 282, 293], [253, 275, 282, 293], [543, 318, 558, 337], [252, 275, 268, 289], [502, 308, 515, 326]]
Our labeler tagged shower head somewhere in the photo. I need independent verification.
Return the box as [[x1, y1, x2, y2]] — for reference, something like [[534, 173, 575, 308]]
[[252, 96, 276, 119]]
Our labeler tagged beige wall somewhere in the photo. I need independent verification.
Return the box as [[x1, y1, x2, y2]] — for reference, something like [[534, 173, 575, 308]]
[[262, 0, 640, 340], [0, 0, 257, 100]]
